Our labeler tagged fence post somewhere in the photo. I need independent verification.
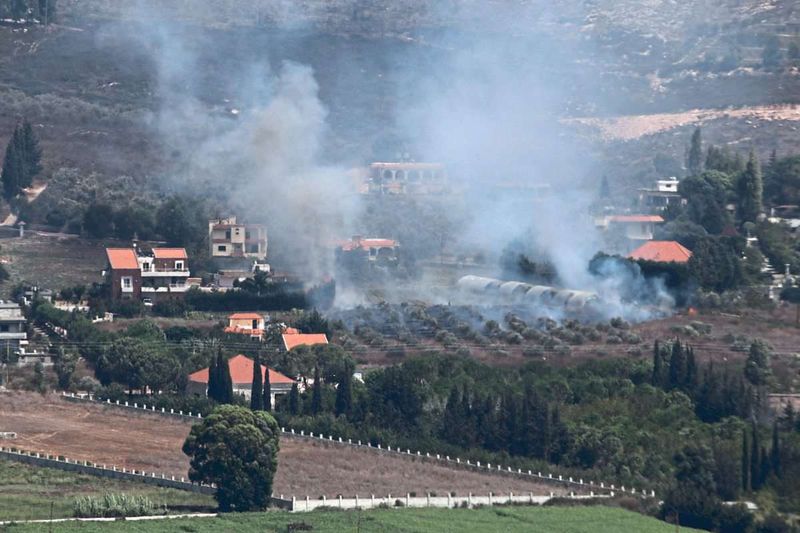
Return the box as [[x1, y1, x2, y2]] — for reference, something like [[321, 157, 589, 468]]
[[338, 495, 342, 508], [306, 495, 310, 511], [488, 492, 493, 506], [355, 494, 359, 508], [468, 493, 472, 508]]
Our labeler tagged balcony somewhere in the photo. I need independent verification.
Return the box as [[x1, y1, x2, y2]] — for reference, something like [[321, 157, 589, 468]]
[[141, 267, 190, 278], [141, 284, 189, 293]]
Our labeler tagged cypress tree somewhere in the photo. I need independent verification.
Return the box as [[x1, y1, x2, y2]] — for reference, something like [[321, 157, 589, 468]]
[[668, 340, 687, 390], [687, 127, 703, 175], [1, 129, 23, 200], [652, 340, 663, 387], [263, 363, 272, 411], [750, 422, 761, 490], [19, 120, 41, 187], [460, 385, 475, 448], [759, 447, 770, 488], [207, 352, 219, 401], [250, 353, 264, 411], [737, 151, 763, 223], [770, 421, 781, 478], [288, 382, 299, 415], [686, 346, 699, 393], [218, 352, 233, 404], [442, 386, 461, 443], [741, 430, 751, 492], [334, 363, 352, 417], [311, 366, 322, 415]]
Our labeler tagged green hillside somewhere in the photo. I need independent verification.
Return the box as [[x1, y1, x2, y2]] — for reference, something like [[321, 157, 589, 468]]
[[5, 505, 702, 533]]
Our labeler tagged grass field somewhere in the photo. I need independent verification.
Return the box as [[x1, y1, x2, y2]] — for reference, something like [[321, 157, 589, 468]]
[[0, 459, 214, 522], [0, 505, 701, 532]]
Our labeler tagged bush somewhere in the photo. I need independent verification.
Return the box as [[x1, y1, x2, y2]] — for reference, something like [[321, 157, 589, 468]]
[[152, 299, 187, 317], [74, 494, 160, 518], [184, 287, 308, 312]]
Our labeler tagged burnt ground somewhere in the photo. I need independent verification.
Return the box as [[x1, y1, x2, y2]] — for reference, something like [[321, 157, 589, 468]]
[[0, 392, 568, 498]]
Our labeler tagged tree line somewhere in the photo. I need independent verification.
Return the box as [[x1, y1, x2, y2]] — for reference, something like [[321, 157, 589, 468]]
[[1, 120, 42, 200]]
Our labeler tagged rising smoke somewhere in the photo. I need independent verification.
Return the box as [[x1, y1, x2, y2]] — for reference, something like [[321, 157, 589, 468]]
[[101, 2, 671, 319]]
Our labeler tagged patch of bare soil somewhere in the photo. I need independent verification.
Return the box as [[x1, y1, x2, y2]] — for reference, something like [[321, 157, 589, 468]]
[[567, 104, 800, 141], [0, 392, 567, 497]]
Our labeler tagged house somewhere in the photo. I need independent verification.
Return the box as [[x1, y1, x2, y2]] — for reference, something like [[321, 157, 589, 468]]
[[186, 354, 295, 407], [224, 312, 267, 339], [365, 162, 448, 195], [0, 302, 28, 355], [105, 247, 195, 304], [638, 177, 685, 210], [209, 216, 268, 260], [628, 241, 693, 263], [336, 236, 399, 266], [597, 215, 664, 241], [282, 328, 329, 351]]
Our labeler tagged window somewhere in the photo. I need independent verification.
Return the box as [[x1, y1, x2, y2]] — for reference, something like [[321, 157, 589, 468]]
[[175, 261, 184, 270], [0, 325, 8, 333], [121, 277, 133, 292], [142, 262, 151, 272], [245, 231, 251, 240], [217, 245, 227, 252], [225, 229, 231, 240]]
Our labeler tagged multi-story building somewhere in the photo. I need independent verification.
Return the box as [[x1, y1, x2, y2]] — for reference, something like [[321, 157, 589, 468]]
[[365, 162, 448, 195], [208, 216, 268, 260], [0, 302, 28, 355], [105, 247, 194, 304], [638, 177, 686, 211]]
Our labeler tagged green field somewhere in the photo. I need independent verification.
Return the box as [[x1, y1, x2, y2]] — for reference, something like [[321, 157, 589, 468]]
[[0, 459, 214, 522], [0, 505, 702, 533]]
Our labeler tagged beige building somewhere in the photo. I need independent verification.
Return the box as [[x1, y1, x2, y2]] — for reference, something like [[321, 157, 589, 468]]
[[209, 216, 268, 260]]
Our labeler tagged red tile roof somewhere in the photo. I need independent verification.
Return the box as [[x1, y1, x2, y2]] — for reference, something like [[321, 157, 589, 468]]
[[152, 248, 188, 260], [106, 248, 139, 270], [609, 215, 665, 223], [628, 241, 693, 263], [187, 354, 294, 385], [229, 313, 264, 320], [282, 333, 329, 351], [339, 238, 399, 252]]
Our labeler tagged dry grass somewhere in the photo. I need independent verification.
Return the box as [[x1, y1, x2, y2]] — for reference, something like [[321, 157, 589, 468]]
[[0, 391, 567, 498]]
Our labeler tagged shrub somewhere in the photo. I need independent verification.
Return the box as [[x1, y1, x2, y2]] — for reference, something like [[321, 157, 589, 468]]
[[74, 494, 160, 518], [522, 346, 544, 358], [152, 299, 187, 317]]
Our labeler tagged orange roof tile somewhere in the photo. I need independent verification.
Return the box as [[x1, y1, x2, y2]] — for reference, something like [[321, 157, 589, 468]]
[[187, 354, 294, 385], [628, 241, 693, 263], [152, 248, 188, 259], [282, 333, 329, 351], [229, 312, 264, 320], [609, 215, 664, 223], [339, 238, 399, 252], [106, 248, 139, 270]]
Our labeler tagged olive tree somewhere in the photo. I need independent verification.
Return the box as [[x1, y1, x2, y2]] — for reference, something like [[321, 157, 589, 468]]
[[182, 405, 280, 511]]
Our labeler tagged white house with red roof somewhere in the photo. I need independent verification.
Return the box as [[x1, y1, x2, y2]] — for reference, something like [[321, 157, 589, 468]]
[[224, 312, 266, 339], [186, 354, 295, 407], [281, 327, 329, 351]]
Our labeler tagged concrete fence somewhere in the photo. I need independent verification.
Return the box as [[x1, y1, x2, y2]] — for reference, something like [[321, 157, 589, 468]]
[[61, 392, 656, 500], [287, 491, 609, 513], [0, 445, 215, 495]]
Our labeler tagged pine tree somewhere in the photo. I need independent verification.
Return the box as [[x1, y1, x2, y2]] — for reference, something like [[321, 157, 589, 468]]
[[687, 127, 703, 176], [334, 363, 352, 417], [741, 430, 751, 493], [288, 382, 299, 415], [737, 151, 763, 223], [759, 447, 770, 488], [311, 366, 322, 415], [250, 353, 264, 411], [770, 421, 781, 479], [207, 352, 219, 401], [781, 402, 796, 432], [442, 386, 462, 443], [263, 363, 272, 411], [459, 385, 475, 448]]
